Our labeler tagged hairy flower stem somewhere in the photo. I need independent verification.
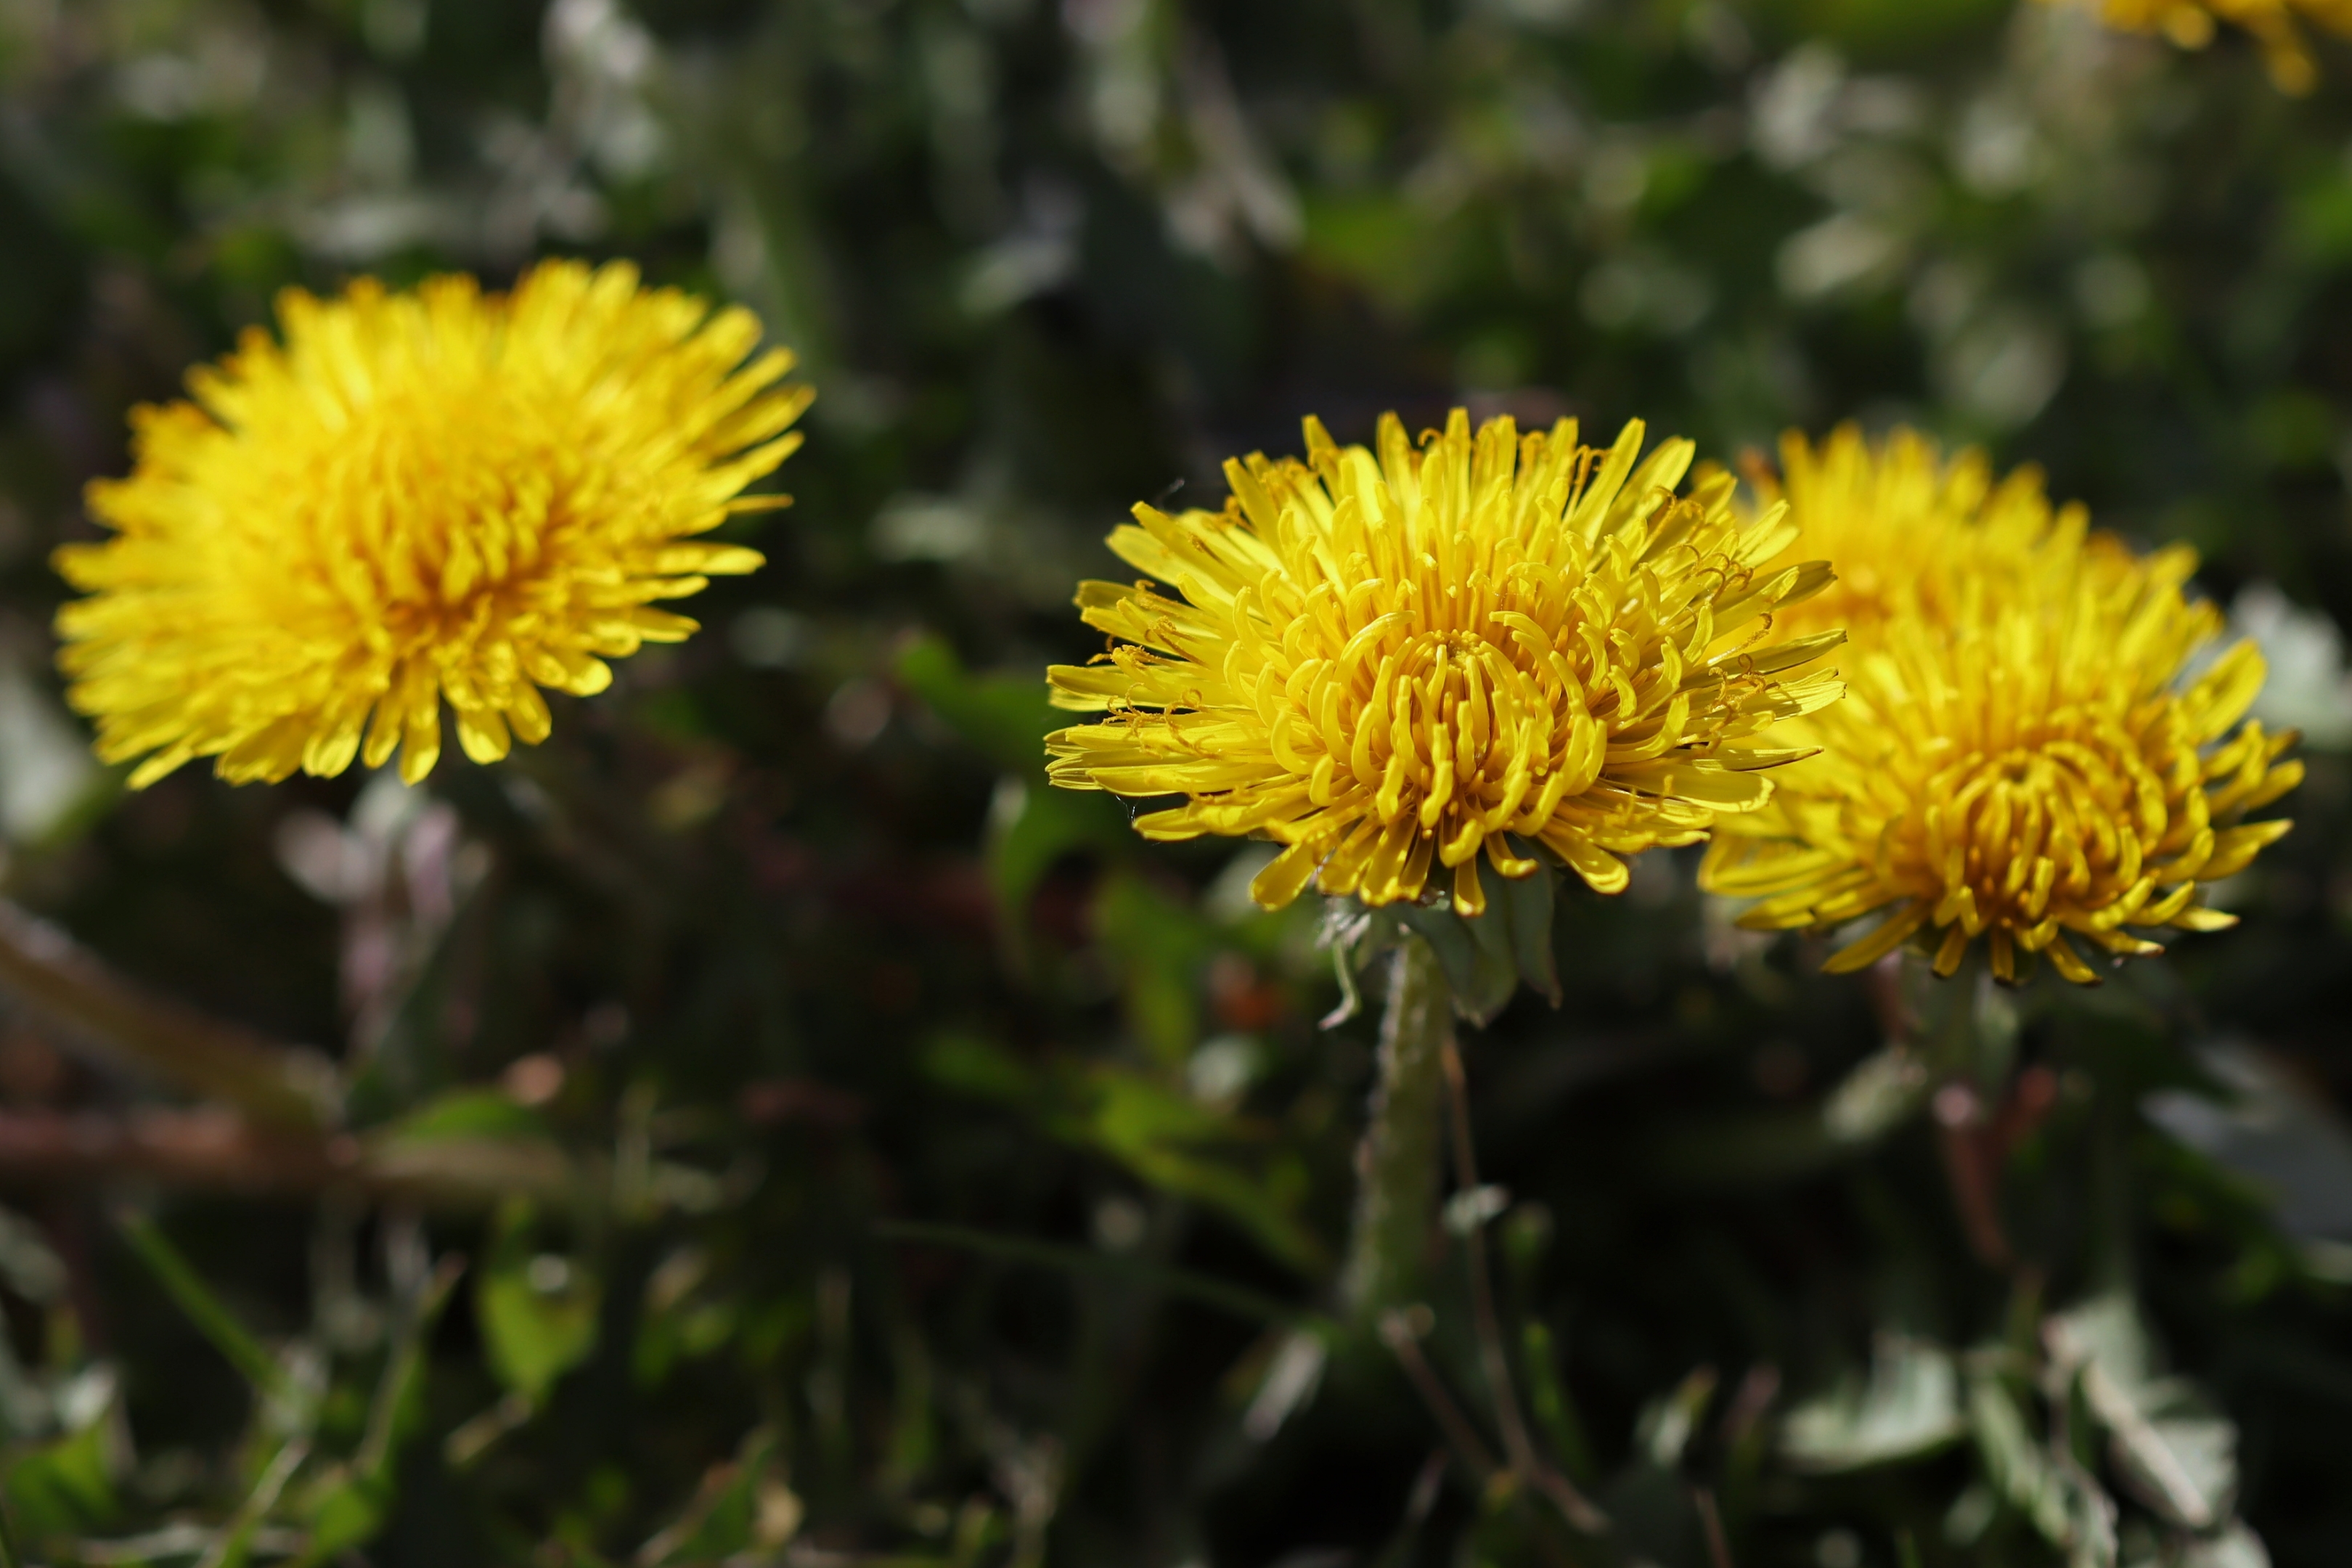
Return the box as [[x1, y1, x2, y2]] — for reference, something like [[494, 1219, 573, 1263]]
[[1343, 934, 1452, 1325], [1914, 956, 2017, 1270]]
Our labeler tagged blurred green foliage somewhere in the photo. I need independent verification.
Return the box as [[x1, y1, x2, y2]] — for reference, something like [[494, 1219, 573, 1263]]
[[0, 0, 2347, 1563]]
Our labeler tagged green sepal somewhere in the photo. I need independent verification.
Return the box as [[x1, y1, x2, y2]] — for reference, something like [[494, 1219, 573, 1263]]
[[1385, 844, 1560, 1025]]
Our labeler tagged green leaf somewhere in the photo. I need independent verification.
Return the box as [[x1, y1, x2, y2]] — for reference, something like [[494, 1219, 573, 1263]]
[[1821, 1046, 1932, 1143], [986, 776, 1124, 940], [1482, 852, 1560, 1007], [1, 1380, 118, 1543], [2144, 1041, 2352, 1246], [897, 636, 1058, 779], [2047, 1294, 2239, 1531], [475, 1205, 600, 1406], [1967, 1369, 2115, 1564], [1969, 1371, 2069, 1544], [1381, 854, 1559, 1024], [1093, 872, 1214, 1066], [1781, 1335, 1965, 1471], [0, 1206, 63, 1304], [877, 1222, 1328, 1331], [299, 1471, 392, 1565], [1299, 189, 1466, 314], [1597, 1369, 1722, 1567], [920, 1037, 1328, 1274], [1075, 1066, 1328, 1273], [1522, 1323, 1596, 1486], [920, 1033, 1034, 1102], [1389, 900, 1516, 1025], [2181, 1522, 2274, 1568], [376, 1089, 552, 1145], [900, 634, 1131, 949], [117, 1212, 285, 1400], [1639, 1366, 1720, 1469]]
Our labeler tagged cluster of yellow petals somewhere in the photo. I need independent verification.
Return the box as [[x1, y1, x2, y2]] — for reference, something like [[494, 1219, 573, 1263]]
[[2050, 0, 2352, 93], [1046, 409, 1844, 915], [57, 259, 809, 788], [1703, 428, 2300, 985], [1754, 425, 2091, 649]]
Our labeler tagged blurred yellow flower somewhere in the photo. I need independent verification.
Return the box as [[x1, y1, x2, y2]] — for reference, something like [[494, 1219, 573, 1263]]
[[1751, 425, 2087, 648], [1704, 430, 2300, 984], [57, 260, 809, 788], [2056, 0, 2352, 93], [1045, 409, 1844, 915]]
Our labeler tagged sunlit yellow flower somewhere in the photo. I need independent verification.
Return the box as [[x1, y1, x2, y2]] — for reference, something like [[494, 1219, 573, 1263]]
[[57, 259, 809, 788], [2050, 0, 2352, 93], [1704, 430, 2300, 985], [1752, 425, 2087, 648], [1045, 409, 1845, 914]]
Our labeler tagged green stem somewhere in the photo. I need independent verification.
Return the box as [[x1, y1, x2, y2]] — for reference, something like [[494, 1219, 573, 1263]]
[[1911, 952, 2017, 1270], [1342, 934, 1452, 1325]]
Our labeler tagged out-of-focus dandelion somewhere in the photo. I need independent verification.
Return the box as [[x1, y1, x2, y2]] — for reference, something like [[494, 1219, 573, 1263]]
[[1705, 429, 2300, 985], [1045, 409, 1843, 917], [1749, 425, 2088, 648], [2051, 0, 2352, 94], [56, 259, 809, 788]]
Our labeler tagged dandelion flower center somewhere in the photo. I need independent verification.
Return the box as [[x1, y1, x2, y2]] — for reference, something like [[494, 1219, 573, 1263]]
[[1047, 408, 1845, 914], [56, 259, 810, 788]]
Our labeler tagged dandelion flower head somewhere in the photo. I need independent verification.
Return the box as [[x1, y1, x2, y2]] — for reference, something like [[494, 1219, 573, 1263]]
[[1704, 430, 2300, 984], [1749, 424, 2089, 648], [1046, 409, 1845, 915], [57, 259, 810, 788], [2049, 0, 2352, 93]]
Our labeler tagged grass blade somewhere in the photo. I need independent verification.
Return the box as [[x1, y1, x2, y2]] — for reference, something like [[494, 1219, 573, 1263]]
[[876, 1220, 1331, 1334]]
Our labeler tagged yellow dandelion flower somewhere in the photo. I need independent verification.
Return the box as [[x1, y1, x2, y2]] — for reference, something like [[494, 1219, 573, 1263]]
[[1045, 408, 1846, 915], [1703, 430, 2301, 985], [2047, 0, 2352, 93], [1752, 425, 2088, 648], [56, 258, 810, 788]]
